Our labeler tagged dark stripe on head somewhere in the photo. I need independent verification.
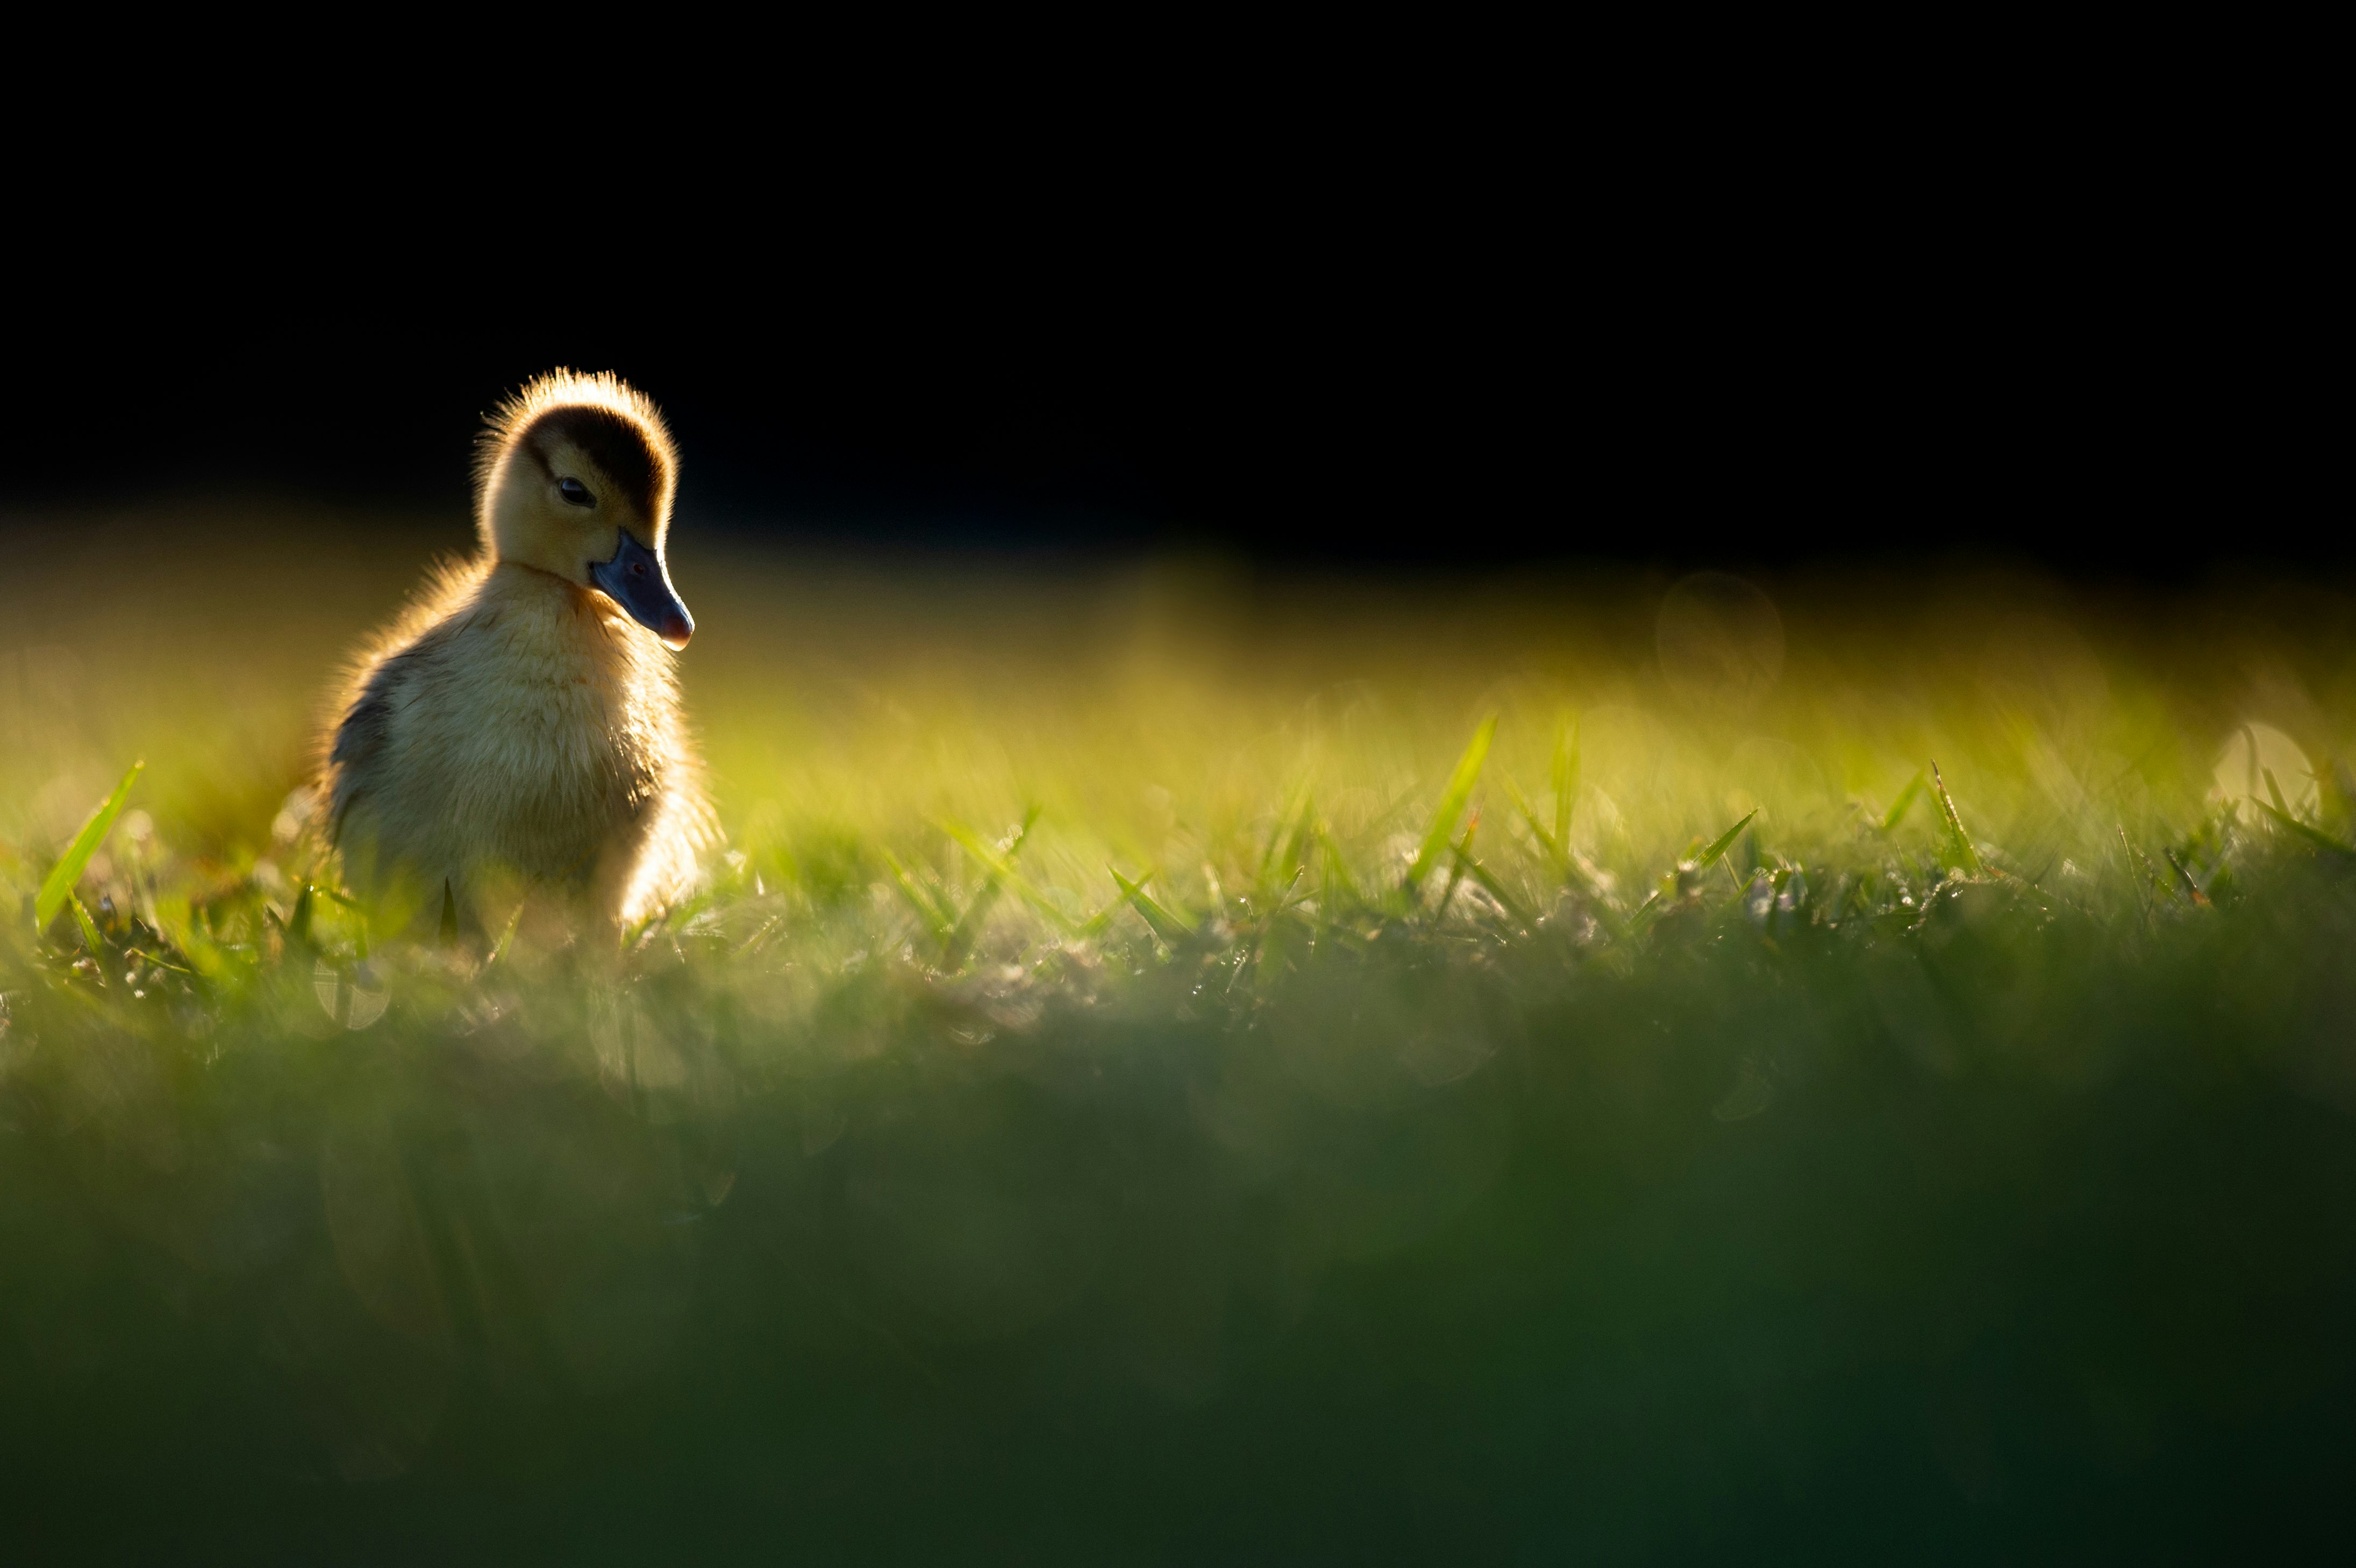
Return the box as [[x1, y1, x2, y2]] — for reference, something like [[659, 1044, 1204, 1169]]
[[522, 404, 669, 520]]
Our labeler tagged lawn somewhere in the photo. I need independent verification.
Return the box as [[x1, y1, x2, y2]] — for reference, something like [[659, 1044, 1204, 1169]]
[[5, 511, 2356, 1559]]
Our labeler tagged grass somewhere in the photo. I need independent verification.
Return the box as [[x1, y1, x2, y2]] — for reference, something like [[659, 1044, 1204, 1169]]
[[6, 511, 2356, 1558]]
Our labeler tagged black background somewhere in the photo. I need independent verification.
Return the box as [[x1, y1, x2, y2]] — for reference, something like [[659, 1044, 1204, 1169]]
[[1, 119, 2322, 577]]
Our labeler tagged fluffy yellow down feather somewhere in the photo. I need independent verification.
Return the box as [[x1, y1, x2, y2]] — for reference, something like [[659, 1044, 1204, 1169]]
[[318, 370, 712, 936]]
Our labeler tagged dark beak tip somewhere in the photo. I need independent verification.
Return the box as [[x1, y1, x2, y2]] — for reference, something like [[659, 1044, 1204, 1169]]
[[591, 534, 695, 649]]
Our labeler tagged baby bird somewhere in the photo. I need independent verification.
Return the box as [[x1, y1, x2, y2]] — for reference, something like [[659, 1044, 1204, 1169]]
[[321, 369, 711, 936]]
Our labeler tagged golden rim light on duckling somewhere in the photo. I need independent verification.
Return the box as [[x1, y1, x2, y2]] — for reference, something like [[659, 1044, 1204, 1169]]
[[318, 368, 715, 936], [475, 369, 695, 648]]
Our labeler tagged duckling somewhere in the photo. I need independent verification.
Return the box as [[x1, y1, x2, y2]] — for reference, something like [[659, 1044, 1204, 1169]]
[[320, 369, 712, 936]]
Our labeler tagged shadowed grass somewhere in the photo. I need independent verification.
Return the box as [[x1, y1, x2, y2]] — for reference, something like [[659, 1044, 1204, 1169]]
[[6, 515, 2356, 1559]]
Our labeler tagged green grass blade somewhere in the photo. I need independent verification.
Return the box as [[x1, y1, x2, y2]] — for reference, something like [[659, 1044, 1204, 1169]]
[[1930, 763, 1982, 874], [940, 808, 1041, 967], [485, 898, 527, 968], [1268, 792, 1317, 897], [1452, 848, 1534, 928], [1255, 782, 1316, 896], [1404, 715, 1496, 895], [2255, 797, 2356, 857], [1879, 772, 1926, 833], [1552, 714, 1579, 848], [1436, 813, 1478, 918], [879, 847, 956, 935], [940, 817, 1037, 884], [1108, 866, 1197, 944], [1694, 809, 1759, 872], [1316, 827, 1366, 910], [2264, 767, 2291, 818], [943, 882, 1006, 968], [1502, 775, 1562, 864], [942, 810, 1079, 946], [943, 813, 1079, 935], [35, 760, 143, 932], [918, 877, 963, 932], [69, 893, 105, 957], [2162, 846, 2210, 901]]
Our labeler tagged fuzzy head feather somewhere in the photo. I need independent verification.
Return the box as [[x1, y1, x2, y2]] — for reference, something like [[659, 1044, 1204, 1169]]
[[475, 369, 679, 552]]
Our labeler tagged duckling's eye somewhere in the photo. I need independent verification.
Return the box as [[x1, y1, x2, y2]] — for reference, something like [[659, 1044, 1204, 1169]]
[[558, 477, 596, 507]]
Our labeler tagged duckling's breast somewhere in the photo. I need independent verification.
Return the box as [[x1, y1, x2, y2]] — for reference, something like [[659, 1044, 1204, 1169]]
[[363, 577, 678, 892]]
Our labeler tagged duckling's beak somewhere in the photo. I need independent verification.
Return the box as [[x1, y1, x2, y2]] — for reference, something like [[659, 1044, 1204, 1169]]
[[590, 531, 695, 649]]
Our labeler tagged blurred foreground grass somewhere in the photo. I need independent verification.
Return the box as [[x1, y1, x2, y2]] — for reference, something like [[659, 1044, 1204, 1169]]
[[6, 508, 2356, 1559]]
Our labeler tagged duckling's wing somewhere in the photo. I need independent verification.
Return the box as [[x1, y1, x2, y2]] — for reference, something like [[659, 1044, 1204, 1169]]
[[327, 683, 390, 846], [327, 627, 456, 846]]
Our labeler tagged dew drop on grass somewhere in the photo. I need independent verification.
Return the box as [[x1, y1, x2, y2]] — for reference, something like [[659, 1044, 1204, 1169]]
[[313, 960, 389, 1030]]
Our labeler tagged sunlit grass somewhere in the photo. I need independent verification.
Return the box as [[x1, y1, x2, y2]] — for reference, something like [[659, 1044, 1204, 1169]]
[[6, 511, 2356, 1556]]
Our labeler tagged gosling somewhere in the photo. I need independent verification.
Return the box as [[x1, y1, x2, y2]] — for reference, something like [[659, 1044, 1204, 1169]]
[[320, 369, 711, 936]]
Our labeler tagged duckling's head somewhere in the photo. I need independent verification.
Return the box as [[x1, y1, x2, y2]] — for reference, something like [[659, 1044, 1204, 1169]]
[[475, 369, 694, 648]]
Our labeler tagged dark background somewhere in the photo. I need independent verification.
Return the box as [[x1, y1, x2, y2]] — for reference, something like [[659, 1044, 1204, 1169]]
[[1, 140, 2321, 576]]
